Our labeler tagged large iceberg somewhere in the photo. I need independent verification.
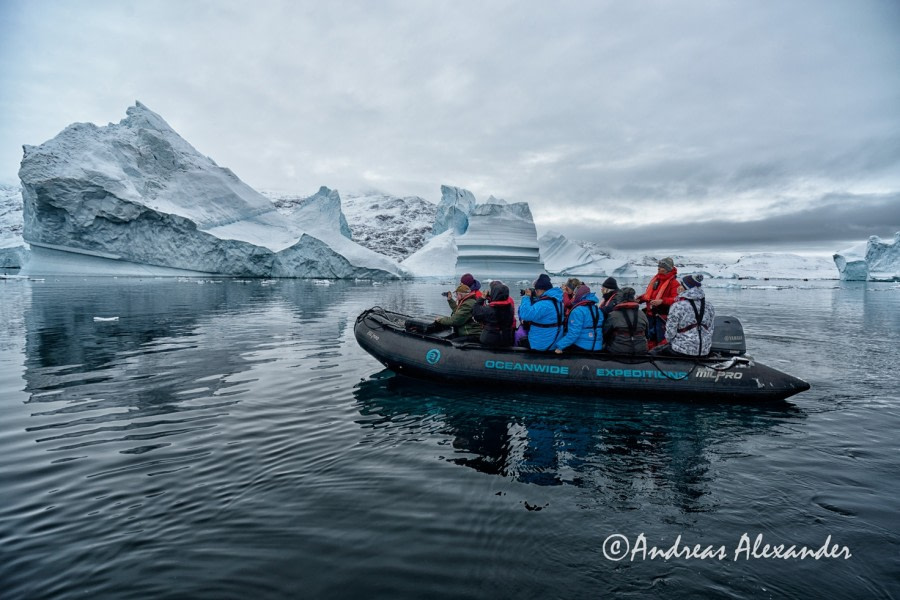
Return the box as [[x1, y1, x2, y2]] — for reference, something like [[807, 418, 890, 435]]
[[455, 201, 545, 278], [834, 233, 900, 281], [18, 102, 407, 279], [402, 187, 545, 278]]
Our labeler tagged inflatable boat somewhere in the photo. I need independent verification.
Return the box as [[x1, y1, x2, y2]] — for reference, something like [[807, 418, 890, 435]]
[[354, 307, 811, 401]]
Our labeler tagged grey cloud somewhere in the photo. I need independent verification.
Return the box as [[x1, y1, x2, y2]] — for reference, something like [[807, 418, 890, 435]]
[[560, 193, 900, 251], [1, 0, 899, 253]]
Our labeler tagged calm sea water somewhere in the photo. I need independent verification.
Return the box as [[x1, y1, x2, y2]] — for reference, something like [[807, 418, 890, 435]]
[[1, 277, 898, 600]]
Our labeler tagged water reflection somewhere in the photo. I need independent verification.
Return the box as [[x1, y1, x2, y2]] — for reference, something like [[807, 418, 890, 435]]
[[18, 279, 378, 461], [355, 371, 805, 511]]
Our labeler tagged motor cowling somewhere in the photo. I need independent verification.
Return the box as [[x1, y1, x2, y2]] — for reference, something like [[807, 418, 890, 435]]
[[710, 315, 746, 355]]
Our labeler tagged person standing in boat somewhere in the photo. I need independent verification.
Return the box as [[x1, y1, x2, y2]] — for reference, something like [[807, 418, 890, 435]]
[[554, 284, 603, 354], [435, 283, 483, 342], [598, 277, 620, 317], [602, 287, 649, 354], [661, 274, 715, 356], [637, 257, 679, 349], [472, 280, 517, 347], [518, 274, 564, 351]]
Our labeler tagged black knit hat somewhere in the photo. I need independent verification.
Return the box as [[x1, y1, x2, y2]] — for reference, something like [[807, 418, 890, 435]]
[[681, 273, 703, 288], [533, 273, 553, 291], [601, 277, 618, 290]]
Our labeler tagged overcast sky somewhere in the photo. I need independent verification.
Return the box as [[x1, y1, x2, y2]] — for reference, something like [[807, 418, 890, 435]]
[[1, 0, 898, 252]]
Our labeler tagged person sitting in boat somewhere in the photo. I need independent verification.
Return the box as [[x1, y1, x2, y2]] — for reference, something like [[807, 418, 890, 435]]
[[459, 272, 482, 294], [434, 283, 484, 342], [518, 274, 564, 351], [602, 287, 649, 354], [561, 277, 582, 316], [659, 273, 715, 356], [598, 277, 620, 317], [636, 257, 679, 349], [554, 284, 603, 354], [472, 280, 517, 347]]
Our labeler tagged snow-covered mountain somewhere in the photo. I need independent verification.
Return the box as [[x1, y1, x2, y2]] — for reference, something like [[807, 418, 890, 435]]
[[262, 188, 436, 262], [342, 192, 435, 261], [17, 102, 407, 279]]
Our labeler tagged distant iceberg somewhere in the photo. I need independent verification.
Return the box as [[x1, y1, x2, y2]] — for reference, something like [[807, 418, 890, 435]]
[[539, 231, 635, 278], [17, 102, 408, 279], [834, 233, 900, 281]]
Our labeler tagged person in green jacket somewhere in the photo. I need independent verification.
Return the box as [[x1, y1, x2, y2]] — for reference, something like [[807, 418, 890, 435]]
[[435, 283, 484, 342]]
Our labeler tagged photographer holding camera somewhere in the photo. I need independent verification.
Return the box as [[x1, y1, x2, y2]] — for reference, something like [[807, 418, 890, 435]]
[[473, 280, 517, 347], [434, 278, 484, 342], [517, 274, 564, 350]]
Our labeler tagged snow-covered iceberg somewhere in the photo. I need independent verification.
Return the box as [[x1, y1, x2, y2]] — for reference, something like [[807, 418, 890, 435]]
[[18, 102, 408, 279], [834, 233, 900, 281]]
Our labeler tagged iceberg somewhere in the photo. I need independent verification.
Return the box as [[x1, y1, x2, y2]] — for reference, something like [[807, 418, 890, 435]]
[[833, 241, 869, 281], [455, 201, 546, 278], [538, 231, 636, 278], [403, 188, 546, 278], [18, 102, 407, 279], [864, 233, 900, 281], [833, 234, 900, 281], [431, 185, 476, 237], [834, 233, 900, 281], [0, 183, 27, 267], [401, 230, 458, 277], [271, 186, 352, 240]]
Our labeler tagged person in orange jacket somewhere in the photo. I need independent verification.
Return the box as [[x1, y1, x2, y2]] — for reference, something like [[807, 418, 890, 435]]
[[636, 257, 679, 349]]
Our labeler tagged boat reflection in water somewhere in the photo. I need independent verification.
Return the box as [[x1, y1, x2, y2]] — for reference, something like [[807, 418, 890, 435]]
[[354, 371, 805, 510]]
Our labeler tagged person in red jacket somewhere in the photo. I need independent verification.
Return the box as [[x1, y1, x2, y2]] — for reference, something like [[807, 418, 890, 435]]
[[636, 257, 679, 349]]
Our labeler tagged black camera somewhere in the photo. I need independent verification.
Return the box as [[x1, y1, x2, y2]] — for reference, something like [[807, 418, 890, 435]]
[[519, 288, 534, 296], [441, 291, 451, 297]]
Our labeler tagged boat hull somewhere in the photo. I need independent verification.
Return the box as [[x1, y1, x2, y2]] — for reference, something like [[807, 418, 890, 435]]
[[354, 308, 810, 401]]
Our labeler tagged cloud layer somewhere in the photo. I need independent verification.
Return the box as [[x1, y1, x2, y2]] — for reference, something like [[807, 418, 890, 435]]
[[1, 0, 898, 250]]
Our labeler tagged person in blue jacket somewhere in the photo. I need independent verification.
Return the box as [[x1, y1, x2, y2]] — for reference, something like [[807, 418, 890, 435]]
[[554, 284, 604, 353], [518, 273, 564, 351]]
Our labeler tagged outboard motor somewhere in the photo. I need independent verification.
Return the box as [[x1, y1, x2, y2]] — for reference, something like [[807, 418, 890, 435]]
[[710, 315, 746, 355]]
